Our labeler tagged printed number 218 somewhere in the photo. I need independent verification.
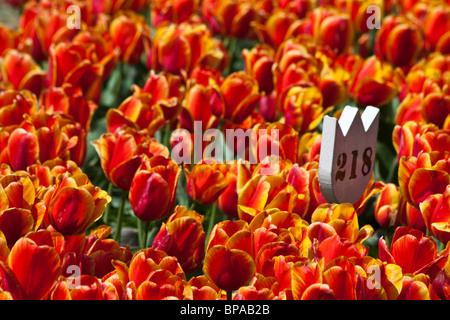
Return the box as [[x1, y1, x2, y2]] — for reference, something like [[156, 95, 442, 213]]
[[335, 147, 372, 181]]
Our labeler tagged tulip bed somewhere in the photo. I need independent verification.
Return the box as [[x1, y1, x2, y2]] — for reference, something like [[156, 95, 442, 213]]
[[0, 0, 449, 301]]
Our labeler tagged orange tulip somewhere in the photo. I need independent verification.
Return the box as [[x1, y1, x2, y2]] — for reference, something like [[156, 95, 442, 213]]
[[311, 203, 374, 244], [0, 171, 45, 245], [374, 183, 402, 228], [0, 90, 37, 127], [420, 185, 450, 245], [311, 7, 354, 56], [422, 91, 450, 129], [19, 3, 79, 61], [423, 5, 450, 53], [348, 55, 401, 107], [152, 206, 205, 273], [210, 71, 261, 124], [185, 160, 228, 206], [216, 163, 239, 219], [206, 220, 254, 256], [375, 14, 423, 67], [6, 235, 60, 299], [40, 84, 97, 132], [202, 0, 259, 38], [253, 8, 298, 47], [237, 172, 304, 223], [149, 21, 228, 75], [92, 126, 167, 191], [129, 155, 181, 221], [106, 87, 166, 135], [242, 44, 275, 94], [379, 227, 438, 274], [109, 11, 151, 64], [398, 151, 450, 208], [331, 0, 385, 34], [42, 172, 111, 236], [47, 41, 118, 103], [1, 49, 46, 96], [281, 85, 331, 134], [432, 255, 450, 300], [203, 245, 255, 292], [180, 81, 219, 132], [151, 0, 198, 26], [128, 247, 189, 299]]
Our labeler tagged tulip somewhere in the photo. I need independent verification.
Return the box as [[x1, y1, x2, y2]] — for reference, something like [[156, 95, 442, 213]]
[[281, 85, 331, 134], [40, 84, 97, 132], [203, 245, 255, 292], [422, 91, 450, 129], [332, 0, 385, 34], [216, 163, 239, 219], [253, 9, 298, 47], [151, 0, 198, 26], [149, 22, 228, 75], [210, 71, 261, 124], [311, 203, 374, 244], [242, 44, 275, 94], [375, 14, 423, 67], [6, 235, 60, 299], [311, 8, 354, 56], [420, 185, 450, 245], [374, 183, 402, 228], [152, 206, 205, 273], [423, 5, 450, 53], [109, 11, 151, 64], [398, 151, 450, 208], [237, 171, 305, 222], [47, 42, 118, 103], [397, 275, 432, 300], [180, 82, 219, 132], [185, 160, 228, 206], [129, 156, 181, 221], [379, 227, 438, 274], [395, 93, 424, 126], [0, 90, 37, 127], [106, 87, 166, 134], [348, 55, 400, 107], [432, 255, 450, 300], [1, 49, 46, 95], [128, 247, 185, 289], [202, 0, 258, 38], [43, 173, 111, 236], [92, 126, 163, 191]]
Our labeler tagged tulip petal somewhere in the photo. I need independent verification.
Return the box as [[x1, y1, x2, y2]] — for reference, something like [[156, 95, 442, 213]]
[[203, 245, 255, 291]]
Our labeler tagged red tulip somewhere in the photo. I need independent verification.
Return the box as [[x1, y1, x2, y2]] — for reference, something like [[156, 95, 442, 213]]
[[152, 206, 205, 273], [43, 173, 111, 236], [129, 156, 181, 221], [109, 11, 151, 64], [210, 71, 261, 125], [375, 14, 423, 67], [1, 49, 46, 96], [379, 227, 438, 274], [185, 161, 228, 206], [420, 185, 450, 245], [203, 245, 255, 292], [6, 235, 61, 299]]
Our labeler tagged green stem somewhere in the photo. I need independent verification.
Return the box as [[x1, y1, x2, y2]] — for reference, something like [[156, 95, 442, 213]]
[[142, 221, 150, 249], [114, 190, 127, 244], [205, 204, 217, 247], [103, 182, 114, 226], [224, 37, 237, 76], [163, 124, 172, 150], [226, 290, 233, 301]]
